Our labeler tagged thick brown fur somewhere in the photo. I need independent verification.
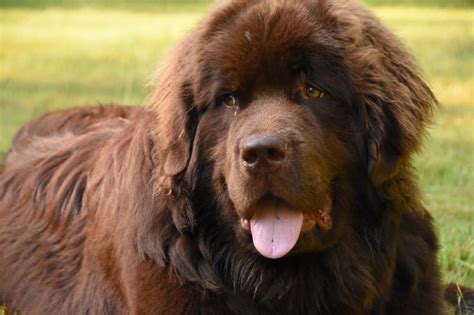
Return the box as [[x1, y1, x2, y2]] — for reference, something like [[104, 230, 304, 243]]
[[0, 0, 448, 314]]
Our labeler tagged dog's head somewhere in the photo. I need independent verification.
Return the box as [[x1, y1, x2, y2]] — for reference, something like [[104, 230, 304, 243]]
[[152, 0, 435, 262]]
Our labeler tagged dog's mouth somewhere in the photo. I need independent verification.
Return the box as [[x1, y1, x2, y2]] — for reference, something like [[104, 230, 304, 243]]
[[240, 194, 332, 259]]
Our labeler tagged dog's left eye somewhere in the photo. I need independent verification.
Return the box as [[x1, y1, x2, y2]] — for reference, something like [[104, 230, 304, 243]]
[[223, 94, 238, 108], [305, 85, 325, 99]]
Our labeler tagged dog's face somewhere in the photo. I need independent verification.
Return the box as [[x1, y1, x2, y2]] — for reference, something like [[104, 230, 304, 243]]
[[191, 1, 362, 259], [154, 0, 435, 261], [222, 89, 356, 258]]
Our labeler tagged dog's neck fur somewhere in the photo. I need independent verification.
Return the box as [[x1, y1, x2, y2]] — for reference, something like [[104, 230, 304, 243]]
[[145, 165, 408, 314]]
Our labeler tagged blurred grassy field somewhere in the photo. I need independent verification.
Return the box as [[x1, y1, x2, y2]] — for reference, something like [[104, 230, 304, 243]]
[[0, 1, 473, 286]]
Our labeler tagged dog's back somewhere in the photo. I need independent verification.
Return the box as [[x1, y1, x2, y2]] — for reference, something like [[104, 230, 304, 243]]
[[0, 105, 150, 314], [5, 105, 142, 167]]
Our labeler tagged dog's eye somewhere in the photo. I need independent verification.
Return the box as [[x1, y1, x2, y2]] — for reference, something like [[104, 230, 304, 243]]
[[223, 94, 238, 108], [305, 85, 325, 99]]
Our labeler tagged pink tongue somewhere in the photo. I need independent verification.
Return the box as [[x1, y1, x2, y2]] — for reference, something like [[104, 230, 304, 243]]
[[250, 201, 303, 259]]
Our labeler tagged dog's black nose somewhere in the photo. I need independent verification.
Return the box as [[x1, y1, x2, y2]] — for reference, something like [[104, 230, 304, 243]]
[[241, 135, 287, 170]]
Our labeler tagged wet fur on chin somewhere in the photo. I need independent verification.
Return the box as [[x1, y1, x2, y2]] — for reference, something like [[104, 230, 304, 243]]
[[0, 0, 447, 314]]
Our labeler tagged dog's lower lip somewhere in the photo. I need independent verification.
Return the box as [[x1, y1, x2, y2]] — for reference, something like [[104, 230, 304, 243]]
[[301, 212, 318, 233], [241, 218, 250, 231]]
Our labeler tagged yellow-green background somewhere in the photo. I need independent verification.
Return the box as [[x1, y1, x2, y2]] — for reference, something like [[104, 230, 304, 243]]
[[1, 0, 472, 287]]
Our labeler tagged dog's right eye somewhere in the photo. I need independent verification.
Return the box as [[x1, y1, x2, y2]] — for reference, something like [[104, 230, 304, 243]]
[[304, 84, 326, 99], [223, 94, 238, 108]]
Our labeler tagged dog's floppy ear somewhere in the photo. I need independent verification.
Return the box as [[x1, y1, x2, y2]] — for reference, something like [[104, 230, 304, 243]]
[[152, 39, 197, 178], [340, 5, 437, 185]]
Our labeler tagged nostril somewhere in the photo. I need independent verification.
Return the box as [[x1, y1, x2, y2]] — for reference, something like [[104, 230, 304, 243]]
[[267, 147, 286, 162], [240, 135, 288, 169], [242, 149, 258, 166]]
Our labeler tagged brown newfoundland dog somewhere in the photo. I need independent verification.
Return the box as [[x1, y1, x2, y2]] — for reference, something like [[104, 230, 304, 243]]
[[0, 0, 447, 314]]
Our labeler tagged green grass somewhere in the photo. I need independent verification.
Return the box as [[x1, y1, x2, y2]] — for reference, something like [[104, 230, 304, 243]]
[[0, 3, 473, 287], [365, 0, 472, 6], [0, 0, 212, 11]]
